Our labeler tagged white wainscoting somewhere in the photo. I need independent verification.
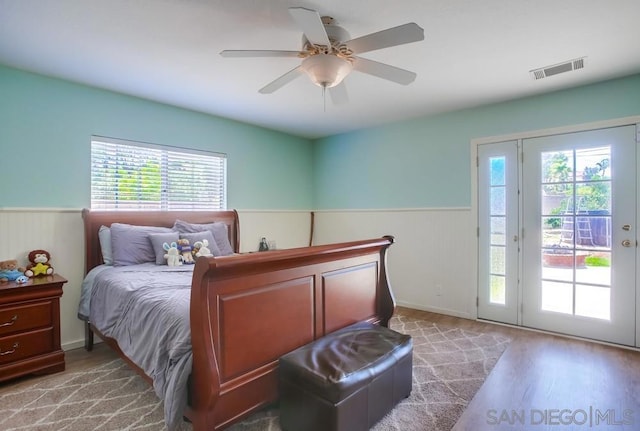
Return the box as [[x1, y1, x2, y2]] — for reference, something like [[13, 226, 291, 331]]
[[0, 209, 86, 351], [1, 208, 473, 349], [237, 210, 312, 251], [313, 208, 476, 319], [0, 208, 313, 351]]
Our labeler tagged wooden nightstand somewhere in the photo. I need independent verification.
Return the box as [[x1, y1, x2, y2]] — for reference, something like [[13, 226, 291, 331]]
[[0, 274, 66, 382]]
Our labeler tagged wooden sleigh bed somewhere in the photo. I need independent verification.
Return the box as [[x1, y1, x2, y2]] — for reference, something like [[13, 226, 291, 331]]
[[81, 209, 396, 431]]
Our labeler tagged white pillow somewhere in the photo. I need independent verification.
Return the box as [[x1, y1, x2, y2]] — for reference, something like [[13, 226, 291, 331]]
[[98, 225, 113, 265]]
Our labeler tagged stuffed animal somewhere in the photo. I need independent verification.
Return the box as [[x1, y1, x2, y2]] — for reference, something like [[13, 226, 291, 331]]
[[24, 250, 54, 278], [177, 238, 195, 264], [194, 239, 213, 258], [0, 259, 26, 283], [163, 242, 182, 266]]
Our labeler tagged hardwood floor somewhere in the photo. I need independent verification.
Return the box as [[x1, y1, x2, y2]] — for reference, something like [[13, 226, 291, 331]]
[[397, 308, 640, 431], [454, 335, 639, 431]]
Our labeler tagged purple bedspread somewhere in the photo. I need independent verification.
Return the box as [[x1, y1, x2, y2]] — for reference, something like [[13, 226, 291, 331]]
[[81, 263, 195, 430]]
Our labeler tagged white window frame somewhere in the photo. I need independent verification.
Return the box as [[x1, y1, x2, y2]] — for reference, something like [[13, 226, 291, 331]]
[[91, 136, 227, 210]]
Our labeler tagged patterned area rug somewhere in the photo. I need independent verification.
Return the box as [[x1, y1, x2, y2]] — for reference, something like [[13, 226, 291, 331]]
[[0, 312, 510, 431]]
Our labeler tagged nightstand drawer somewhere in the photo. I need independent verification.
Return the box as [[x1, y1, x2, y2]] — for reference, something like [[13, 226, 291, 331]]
[[0, 328, 54, 365], [0, 301, 53, 337]]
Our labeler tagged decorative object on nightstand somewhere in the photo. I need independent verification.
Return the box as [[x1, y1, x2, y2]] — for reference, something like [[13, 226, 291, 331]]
[[24, 249, 55, 278], [258, 237, 269, 252], [0, 259, 26, 283], [0, 274, 66, 382]]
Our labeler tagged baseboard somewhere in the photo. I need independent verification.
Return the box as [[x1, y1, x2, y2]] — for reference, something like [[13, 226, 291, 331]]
[[63, 338, 102, 352], [478, 318, 640, 352], [396, 301, 474, 320]]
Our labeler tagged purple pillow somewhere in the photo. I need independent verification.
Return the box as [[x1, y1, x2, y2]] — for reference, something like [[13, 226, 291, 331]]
[[149, 231, 180, 265], [173, 220, 234, 256], [110, 223, 173, 266], [179, 231, 221, 257]]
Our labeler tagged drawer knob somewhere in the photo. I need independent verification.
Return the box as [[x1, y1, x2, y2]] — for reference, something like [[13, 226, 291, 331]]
[[0, 342, 19, 356], [0, 315, 18, 328]]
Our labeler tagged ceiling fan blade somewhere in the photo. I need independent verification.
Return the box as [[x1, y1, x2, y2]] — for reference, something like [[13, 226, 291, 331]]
[[352, 57, 417, 85], [259, 66, 304, 94], [220, 50, 302, 58], [288, 7, 331, 47], [329, 83, 349, 105], [346, 23, 424, 54]]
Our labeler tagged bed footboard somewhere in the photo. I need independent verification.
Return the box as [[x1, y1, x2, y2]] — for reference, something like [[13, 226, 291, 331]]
[[186, 236, 395, 431]]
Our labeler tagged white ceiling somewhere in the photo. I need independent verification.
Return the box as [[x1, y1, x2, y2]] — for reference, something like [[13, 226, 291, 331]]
[[1, 0, 640, 139]]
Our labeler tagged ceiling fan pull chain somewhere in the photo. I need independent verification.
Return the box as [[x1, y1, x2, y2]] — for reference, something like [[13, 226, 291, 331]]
[[323, 86, 326, 112]]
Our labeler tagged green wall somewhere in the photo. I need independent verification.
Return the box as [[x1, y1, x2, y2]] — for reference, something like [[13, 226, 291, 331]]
[[313, 74, 640, 209], [0, 65, 313, 209], [3, 64, 639, 212]]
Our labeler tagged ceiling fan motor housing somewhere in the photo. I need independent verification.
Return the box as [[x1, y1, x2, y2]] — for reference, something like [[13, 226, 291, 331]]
[[301, 18, 352, 56]]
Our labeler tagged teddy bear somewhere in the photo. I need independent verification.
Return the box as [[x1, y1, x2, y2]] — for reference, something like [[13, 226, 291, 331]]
[[193, 239, 213, 258], [24, 249, 54, 278], [0, 259, 26, 283], [163, 242, 182, 266], [177, 238, 195, 264]]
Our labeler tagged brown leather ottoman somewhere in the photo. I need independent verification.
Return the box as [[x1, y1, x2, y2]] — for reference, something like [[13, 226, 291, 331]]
[[279, 321, 413, 431]]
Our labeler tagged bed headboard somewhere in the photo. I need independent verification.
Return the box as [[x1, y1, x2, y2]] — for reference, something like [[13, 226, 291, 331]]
[[82, 209, 240, 274]]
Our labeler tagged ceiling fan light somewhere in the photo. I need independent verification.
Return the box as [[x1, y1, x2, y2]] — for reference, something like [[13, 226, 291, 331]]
[[301, 54, 353, 88]]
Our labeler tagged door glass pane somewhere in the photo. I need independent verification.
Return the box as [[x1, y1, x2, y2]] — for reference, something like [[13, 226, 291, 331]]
[[542, 150, 574, 185], [491, 216, 506, 245], [490, 275, 506, 304], [577, 251, 611, 285], [576, 147, 611, 181], [490, 246, 505, 274], [539, 146, 613, 319], [490, 187, 505, 215], [490, 157, 506, 185], [576, 284, 610, 320], [576, 183, 611, 214], [541, 281, 573, 314]]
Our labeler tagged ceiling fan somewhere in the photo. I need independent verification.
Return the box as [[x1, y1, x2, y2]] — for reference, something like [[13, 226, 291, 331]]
[[220, 7, 425, 104]]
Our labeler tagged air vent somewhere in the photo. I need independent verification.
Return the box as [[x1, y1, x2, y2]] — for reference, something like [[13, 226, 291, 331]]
[[530, 57, 586, 80]]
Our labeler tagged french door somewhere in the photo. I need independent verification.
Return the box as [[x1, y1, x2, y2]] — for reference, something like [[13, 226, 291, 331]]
[[478, 125, 638, 346]]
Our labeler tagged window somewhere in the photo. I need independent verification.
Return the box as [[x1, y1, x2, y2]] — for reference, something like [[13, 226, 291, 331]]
[[91, 136, 226, 210]]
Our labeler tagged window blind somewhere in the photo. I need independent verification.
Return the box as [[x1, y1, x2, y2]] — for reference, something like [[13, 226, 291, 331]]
[[91, 136, 227, 210]]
